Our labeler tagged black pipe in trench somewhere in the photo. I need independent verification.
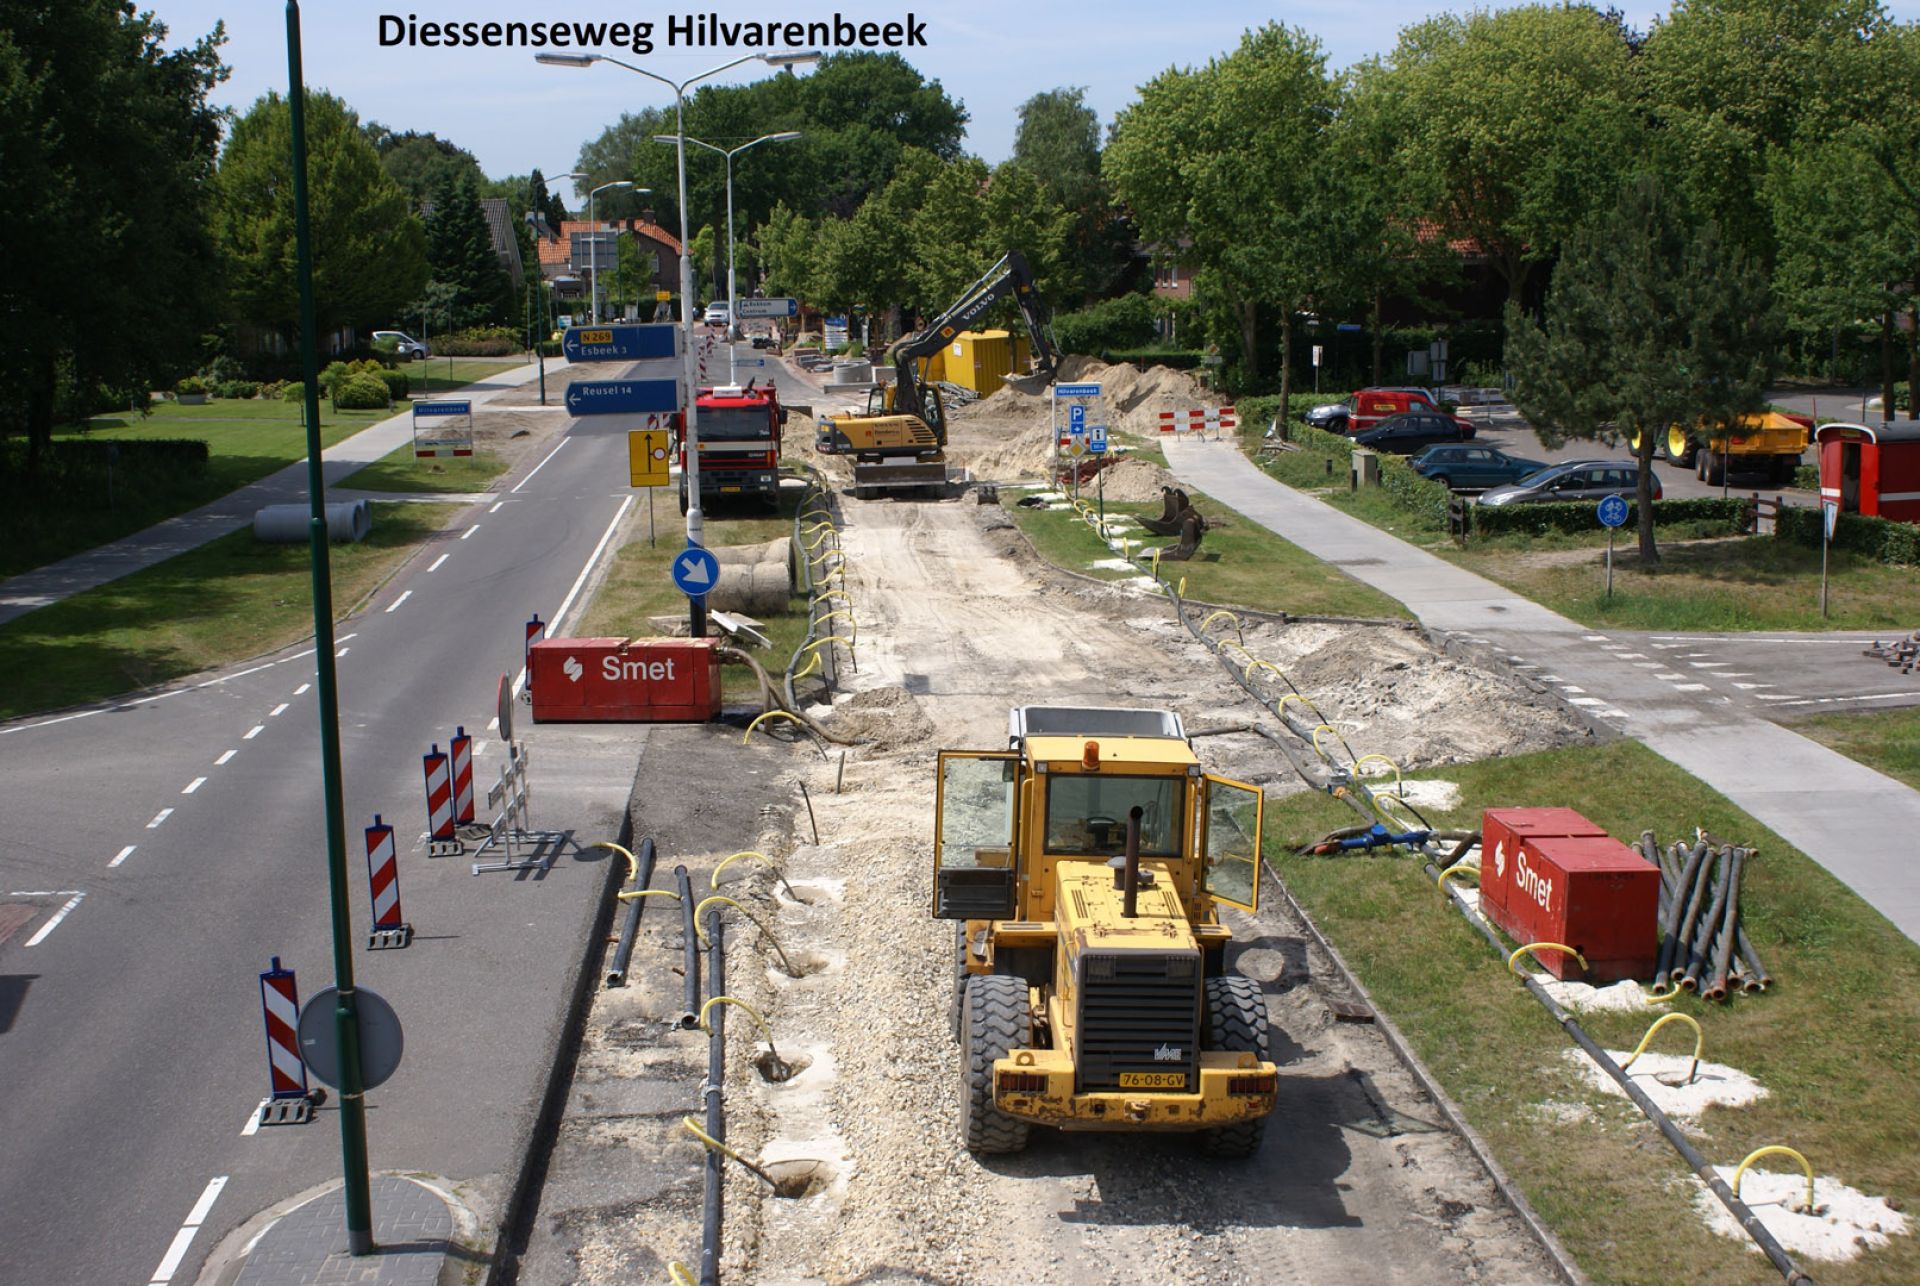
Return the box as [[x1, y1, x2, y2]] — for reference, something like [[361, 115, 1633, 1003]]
[[677, 864, 701, 1025], [699, 913, 727, 1286], [605, 838, 658, 988]]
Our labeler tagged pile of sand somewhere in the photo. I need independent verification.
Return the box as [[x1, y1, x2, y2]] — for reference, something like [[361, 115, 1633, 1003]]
[[821, 685, 934, 752]]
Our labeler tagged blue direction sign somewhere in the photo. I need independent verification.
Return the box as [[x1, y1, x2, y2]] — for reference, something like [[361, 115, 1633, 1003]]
[[736, 297, 798, 319], [1089, 424, 1109, 454], [563, 324, 680, 363], [1055, 382, 1102, 398], [671, 543, 721, 598], [1596, 494, 1630, 528], [565, 379, 681, 416]]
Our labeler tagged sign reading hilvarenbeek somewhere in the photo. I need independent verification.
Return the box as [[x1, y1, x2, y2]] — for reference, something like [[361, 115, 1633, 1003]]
[[378, 13, 929, 53]]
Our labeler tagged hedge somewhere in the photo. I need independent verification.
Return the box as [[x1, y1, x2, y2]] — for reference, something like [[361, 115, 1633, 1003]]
[[1471, 497, 1748, 538], [1775, 504, 1920, 566], [1237, 392, 1343, 432], [433, 336, 522, 357], [1054, 294, 1160, 355], [333, 373, 391, 410], [1102, 347, 1206, 370]]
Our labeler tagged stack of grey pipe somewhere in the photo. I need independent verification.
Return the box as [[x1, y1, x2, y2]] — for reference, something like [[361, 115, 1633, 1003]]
[[1641, 831, 1772, 1000]]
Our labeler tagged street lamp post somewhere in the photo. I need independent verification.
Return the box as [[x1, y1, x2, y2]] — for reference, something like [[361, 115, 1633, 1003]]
[[533, 170, 584, 406], [586, 180, 639, 325], [653, 131, 801, 382], [536, 49, 819, 639]]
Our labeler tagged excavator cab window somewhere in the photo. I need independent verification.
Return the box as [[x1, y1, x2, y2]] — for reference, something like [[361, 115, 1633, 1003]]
[[1200, 774, 1263, 911], [865, 386, 891, 416], [933, 751, 1020, 919]]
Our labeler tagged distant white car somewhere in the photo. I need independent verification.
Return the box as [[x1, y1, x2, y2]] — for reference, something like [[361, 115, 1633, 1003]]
[[704, 302, 730, 327], [371, 330, 429, 361]]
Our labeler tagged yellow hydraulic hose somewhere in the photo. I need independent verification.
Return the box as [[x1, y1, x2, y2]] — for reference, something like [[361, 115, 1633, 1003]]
[[616, 888, 681, 904], [791, 651, 822, 681], [680, 1117, 778, 1188], [691, 894, 799, 975], [668, 1263, 697, 1286], [696, 994, 770, 1040], [812, 608, 858, 636], [742, 710, 807, 744], [589, 840, 639, 884], [1507, 942, 1588, 977], [1352, 753, 1404, 794], [1436, 860, 1480, 894], [1732, 1146, 1817, 1215], [802, 635, 855, 660], [1620, 1012, 1703, 1086], [1198, 610, 1241, 640], [712, 849, 801, 900]]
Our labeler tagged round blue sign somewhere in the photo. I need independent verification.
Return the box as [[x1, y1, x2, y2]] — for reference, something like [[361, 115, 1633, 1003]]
[[1596, 494, 1630, 528], [671, 543, 721, 598]]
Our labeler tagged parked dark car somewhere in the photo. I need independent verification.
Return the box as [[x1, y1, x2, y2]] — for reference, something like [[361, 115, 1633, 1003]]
[[1352, 410, 1475, 455], [1478, 459, 1662, 507], [1304, 400, 1350, 432], [1409, 443, 1546, 491]]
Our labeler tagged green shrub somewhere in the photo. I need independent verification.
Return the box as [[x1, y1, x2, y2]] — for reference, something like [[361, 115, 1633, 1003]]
[[1793, 464, 1821, 490], [1775, 504, 1920, 565], [370, 335, 400, 358], [257, 380, 287, 401], [320, 360, 353, 396], [1053, 293, 1160, 355], [1379, 453, 1453, 525], [1471, 497, 1748, 538], [1238, 392, 1343, 432], [214, 380, 258, 400], [281, 381, 306, 403], [332, 373, 391, 410], [1102, 347, 1204, 370], [372, 369, 410, 401], [434, 336, 521, 356], [204, 355, 247, 385], [174, 376, 208, 396]]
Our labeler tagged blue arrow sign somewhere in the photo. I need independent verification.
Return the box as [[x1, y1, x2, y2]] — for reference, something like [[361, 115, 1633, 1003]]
[[671, 544, 721, 598], [1055, 382, 1102, 398], [1596, 494, 1629, 528], [736, 297, 798, 319], [563, 324, 680, 363], [565, 379, 682, 416]]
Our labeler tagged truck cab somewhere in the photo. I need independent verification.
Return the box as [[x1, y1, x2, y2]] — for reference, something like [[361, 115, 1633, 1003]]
[[933, 706, 1277, 1155], [682, 384, 784, 512]]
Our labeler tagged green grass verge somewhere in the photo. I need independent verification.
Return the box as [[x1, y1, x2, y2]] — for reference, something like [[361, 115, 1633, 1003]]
[[337, 444, 509, 495], [1242, 427, 1913, 631], [1003, 488, 1411, 619], [403, 357, 527, 395], [1264, 739, 1920, 1286], [1787, 707, 1920, 792], [577, 491, 814, 701], [0, 502, 455, 720]]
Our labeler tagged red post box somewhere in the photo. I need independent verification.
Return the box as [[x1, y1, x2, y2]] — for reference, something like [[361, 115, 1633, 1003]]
[[1482, 829, 1660, 982], [528, 637, 722, 723], [1480, 807, 1608, 920]]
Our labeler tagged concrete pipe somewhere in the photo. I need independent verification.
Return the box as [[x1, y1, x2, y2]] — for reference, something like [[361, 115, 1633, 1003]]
[[707, 562, 791, 616], [828, 360, 873, 386], [253, 500, 372, 544]]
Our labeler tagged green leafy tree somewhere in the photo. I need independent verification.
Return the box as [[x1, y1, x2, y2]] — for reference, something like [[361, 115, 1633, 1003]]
[[1506, 177, 1779, 562], [214, 91, 428, 343], [366, 124, 485, 206], [424, 172, 511, 327], [0, 2, 226, 477], [1010, 87, 1132, 303]]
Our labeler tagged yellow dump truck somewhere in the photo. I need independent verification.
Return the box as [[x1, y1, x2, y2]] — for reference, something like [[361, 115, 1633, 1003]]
[[1642, 412, 1813, 485], [934, 706, 1277, 1156]]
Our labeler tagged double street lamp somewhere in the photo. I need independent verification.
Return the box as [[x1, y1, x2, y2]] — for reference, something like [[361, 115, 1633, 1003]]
[[653, 130, 801, 380], [535, 49, 819, 620], [585, 179, 649, 324]]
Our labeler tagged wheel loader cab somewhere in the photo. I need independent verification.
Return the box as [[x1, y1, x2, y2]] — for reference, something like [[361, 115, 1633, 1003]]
[[932, 706, 1277, 1156]]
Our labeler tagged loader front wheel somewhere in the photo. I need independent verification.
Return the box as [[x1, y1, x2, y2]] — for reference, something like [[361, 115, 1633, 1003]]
[[1200, 975, 1271, 1159], [962, 974, 1032, 1154]]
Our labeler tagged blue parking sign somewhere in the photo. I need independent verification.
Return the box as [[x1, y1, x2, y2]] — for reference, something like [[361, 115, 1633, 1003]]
[[1068, 403, 1086, 430]]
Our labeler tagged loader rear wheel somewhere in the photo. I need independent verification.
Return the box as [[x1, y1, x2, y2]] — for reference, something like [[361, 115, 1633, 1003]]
[[962, 974, 1031, 1154], [1200, 975, 1271, 1159]]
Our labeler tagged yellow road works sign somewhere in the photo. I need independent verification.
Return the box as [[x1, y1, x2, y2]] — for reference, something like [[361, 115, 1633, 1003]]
[[628, 428, 671, 488]]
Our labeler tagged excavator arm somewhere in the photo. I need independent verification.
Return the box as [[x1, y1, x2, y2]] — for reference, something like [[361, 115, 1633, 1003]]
[[888, 251, 1060, 444]]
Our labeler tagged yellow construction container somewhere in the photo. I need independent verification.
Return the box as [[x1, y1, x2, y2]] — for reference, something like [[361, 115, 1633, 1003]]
[[947, 329, 1015, 397]]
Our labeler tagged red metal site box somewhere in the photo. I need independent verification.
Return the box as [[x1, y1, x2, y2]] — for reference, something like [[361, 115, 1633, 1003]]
[[1480, 807, 1608, 920], [1484, 832, 1660, 982], [528, 637, 721, 723]]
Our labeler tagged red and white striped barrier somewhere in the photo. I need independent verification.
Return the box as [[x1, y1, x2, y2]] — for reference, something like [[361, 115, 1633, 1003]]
[[256, 957, 313, 1125], [364, 815, 412, 948], [450, 726, 475, 825], [524, 614, 545, 690], [1157, 406, 1238, 434], [423, 744, 454, 842]]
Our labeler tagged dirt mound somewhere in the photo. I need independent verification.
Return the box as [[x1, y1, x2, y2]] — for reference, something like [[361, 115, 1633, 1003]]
[[1090, 457, 1181, 502], [822, 685, 935, 751]]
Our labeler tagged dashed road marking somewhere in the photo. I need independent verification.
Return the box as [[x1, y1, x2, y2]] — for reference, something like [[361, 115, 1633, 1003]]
[[1582, 634, 1609, 642], [1671, 683, 1711, 692], [1732, 682, 1773, 690], [182, 777, 206, 795], [486, 716, 499, 732], [1775, 692, 1914, 707], [1616, 652, 1647, 659], [240, 1101, 266, 1137], [270, 703, 289, 717], [148, 808, 174, 829], [1634, 661, 1662, 668], [429, 553, 450, 572], [336, 645, 350, 658], [294, 683, 311, 696], [25, 891, 85, 947], [1688, 661, 1730, 669], [1756, 693, 1799, 701], [461, 524, 481, 540], [215, 749, 236, 766], [110, 845, 136, 868], [1655, 672, 1684, 680], [1567, 696, 1605, 706], [490, 500, 505, 513], [1560, 685, 1586, 694], [385, 590, 412, 614], [147, 1175, 227, 1284], [244, 725, 265, 740]]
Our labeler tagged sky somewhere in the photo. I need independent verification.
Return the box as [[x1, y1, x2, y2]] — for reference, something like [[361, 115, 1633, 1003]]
[[153, 1, 1919, 203]]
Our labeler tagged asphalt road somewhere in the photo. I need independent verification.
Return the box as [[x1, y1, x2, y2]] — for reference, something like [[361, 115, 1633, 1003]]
[[0, 359, 692, 1282]]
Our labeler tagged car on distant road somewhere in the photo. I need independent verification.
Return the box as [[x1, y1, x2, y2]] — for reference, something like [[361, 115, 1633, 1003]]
[[1352, 410, 1475, 454], [1478, 459, 1661, 506], [1409, 443, 1546, 491], [704, 302, 731, 327], [371, 330, 429, 361]]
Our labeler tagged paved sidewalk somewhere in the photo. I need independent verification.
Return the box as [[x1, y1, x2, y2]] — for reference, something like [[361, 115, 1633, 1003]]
[[1165, 435, 1920, 945], [214, 1175, 474, 1285], [0, 361, 560, 626]]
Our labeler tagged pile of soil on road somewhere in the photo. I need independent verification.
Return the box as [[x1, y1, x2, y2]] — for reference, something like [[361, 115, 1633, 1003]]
[[818, 685, 935, 751]]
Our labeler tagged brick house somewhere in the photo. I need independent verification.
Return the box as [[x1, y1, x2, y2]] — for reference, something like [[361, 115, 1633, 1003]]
[[534, 213, 683, 318]]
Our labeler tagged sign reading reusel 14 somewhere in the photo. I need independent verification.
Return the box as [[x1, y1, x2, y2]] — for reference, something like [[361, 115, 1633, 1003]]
[[565, 379, 682, 416]]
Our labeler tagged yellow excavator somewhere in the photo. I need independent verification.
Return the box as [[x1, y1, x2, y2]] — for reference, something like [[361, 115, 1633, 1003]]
[[816, 251, 1060, 497]]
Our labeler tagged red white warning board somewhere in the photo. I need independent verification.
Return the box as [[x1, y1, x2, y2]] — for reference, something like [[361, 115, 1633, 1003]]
[[1157, 406, 1237, 434]]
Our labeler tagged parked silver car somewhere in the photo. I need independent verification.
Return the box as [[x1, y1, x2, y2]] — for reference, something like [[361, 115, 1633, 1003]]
[[371, 330, 429, 361], [1478, 459, 1660, 506]]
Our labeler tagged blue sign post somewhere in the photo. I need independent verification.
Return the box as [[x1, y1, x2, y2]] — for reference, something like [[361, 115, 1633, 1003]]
[[670, 543, 721, 600], [1088, 424, 1108, 455], [562, 324, 681, 363], [565, 379, 682, 416], [1597, 493, 1629, 598]]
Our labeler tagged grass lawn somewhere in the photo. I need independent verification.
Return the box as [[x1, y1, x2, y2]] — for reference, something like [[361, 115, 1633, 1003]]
[[1004, 486, 1411, 620], [337, 443, 509, 495], [578, 489, 815, 702], [1263, 739, 1920, 1286], [402, 357, 527, 395], [0, 503, 455, 720], [1788, 706, 1920, 791], [1242, 427, 1915, 630]]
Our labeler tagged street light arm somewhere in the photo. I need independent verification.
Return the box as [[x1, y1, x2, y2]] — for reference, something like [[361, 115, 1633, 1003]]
[[655, 134, 728, 158]]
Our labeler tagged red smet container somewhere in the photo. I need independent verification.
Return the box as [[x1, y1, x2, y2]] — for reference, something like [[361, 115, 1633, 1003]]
[[1480, 807, 1608, 920], [528, 637, 722, 723], [1484, 831, 1660, 982]]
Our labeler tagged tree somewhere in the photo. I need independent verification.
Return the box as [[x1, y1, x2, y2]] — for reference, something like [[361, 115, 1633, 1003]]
[[1010, 88, 1132, 302], [1506, 177, 1779, 562], [214, 91, 428, 343], [424, 172, 511, 328], [1106, 23, 1342, 407], [0, 2, 226, 477], [366, 124, 484, 206]]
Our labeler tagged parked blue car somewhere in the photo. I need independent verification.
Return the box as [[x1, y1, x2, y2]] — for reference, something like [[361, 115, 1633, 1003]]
[[1409, 443, 1547, 491]]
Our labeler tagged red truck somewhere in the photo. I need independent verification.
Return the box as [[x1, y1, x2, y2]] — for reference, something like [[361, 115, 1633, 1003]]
[[679, 382, 786, 512]]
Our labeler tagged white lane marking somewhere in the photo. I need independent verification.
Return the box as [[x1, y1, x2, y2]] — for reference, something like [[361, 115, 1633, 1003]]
[[148, 1175, 227, 1284], [1582, 634, 1609, 642], [1616, 652, 1647, 659], [336, 645, 350, 658], [1652, 634, 1883, 644], [196, 661, 275, 688], [110, 845, 136, 868], [385, 590, 413, 614], [1671, 682, 1711, 692], [0, 707, 103, 736], [295, 682, 311, 695], [244, 725, 265, 740], [1756, 692, 1800, 701], [460, 524, 481, 540], [182, 777, 206, 795], [429, 553, 450, 572], [1, 644, 334, 737], [472, 739, 489, 757], [148, 808, 174, 829], [490, 500, 505, 513], [9, 890, 80, 897], [1731, 682, 1773, 690], [511, 438, 571, 494], [1567, 696, 1605, 706], [1560, 685, 1586, 694], [1773, 692, 1915, 707], [1688, 661, 1730, 669], [25, 891, 85, 947], [1679, 652, 1711, 659], [514, 495, 635, 697], [270, 703, 289, 717], [240, 1101, 265, 1137], [1634, 662, 1662, 668], [1654, 672, 1684, 680], [486, 716, 499, 732], [215, 749, 236, 766], [337, 632, 358, 644], [1537, 674, 1562, 682]]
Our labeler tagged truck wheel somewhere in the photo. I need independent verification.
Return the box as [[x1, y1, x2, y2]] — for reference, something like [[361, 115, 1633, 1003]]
[[1703, 452, 1727, 486], [1199, 975, 1271, 1159], [962, 974, 1031, 1154]]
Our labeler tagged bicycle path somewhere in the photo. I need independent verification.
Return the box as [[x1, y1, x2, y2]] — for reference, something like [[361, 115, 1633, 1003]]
[[0, 361, 560, 626], [1164, 435, 1920, 946]]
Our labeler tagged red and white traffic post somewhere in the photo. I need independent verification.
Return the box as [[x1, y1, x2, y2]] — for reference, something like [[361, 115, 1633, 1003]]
[[450, 725, 475, 826], [524, 613, 545, 690], [363, 814, 412, 949], [423, 742, 457, 854], [256, 957, 314, 1125]]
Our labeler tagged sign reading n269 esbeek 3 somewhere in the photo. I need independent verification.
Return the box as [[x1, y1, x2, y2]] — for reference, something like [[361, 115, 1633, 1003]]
[[562, 324, 681, 363]]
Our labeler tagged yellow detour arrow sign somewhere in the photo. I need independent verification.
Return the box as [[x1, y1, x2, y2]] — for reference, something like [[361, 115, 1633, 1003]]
[[628, 427, 671, 488]]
